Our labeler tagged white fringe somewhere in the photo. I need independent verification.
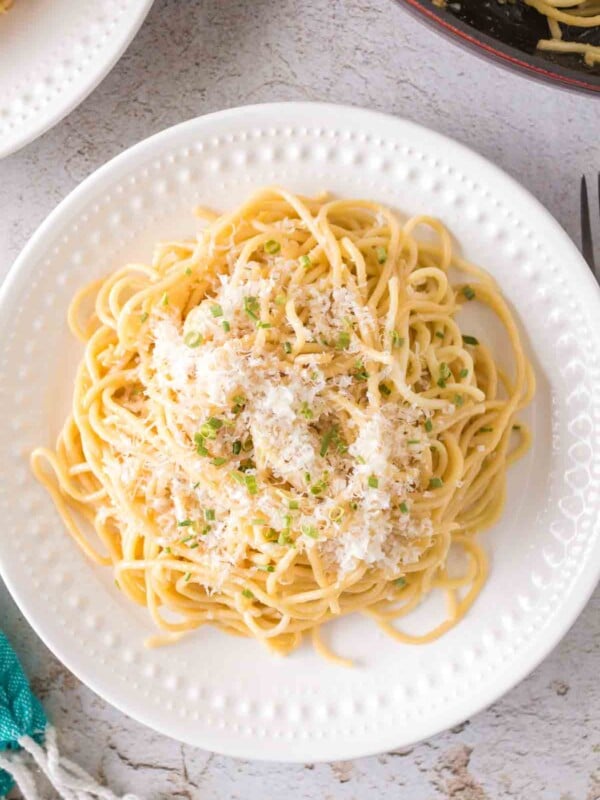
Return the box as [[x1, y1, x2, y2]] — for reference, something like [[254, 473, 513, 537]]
[[0, 726, 140, 800]]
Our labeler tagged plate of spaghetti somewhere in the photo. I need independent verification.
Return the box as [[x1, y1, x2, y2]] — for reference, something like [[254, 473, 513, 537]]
[[0, 0, 154, 158], [1, 103, 599, 760], [400, 0, 600, 93]]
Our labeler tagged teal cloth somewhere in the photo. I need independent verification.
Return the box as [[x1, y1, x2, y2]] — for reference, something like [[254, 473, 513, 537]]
[[0, 632, 47, 796]]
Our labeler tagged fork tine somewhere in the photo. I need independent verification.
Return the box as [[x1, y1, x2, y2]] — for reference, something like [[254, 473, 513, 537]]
[[580, 176, 595, 275]]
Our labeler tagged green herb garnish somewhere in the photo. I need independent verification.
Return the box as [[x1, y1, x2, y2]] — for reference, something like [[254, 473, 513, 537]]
[[222, 320, 231, 332], [368, 475, 379, 489], [399, 502, 409, 514], [184, 331, 203, 348], [177, 520, 193, 527], [463, 335, 479, 346], [299, 254, 311, 269], [210, 304, 223, 317], [336, 331, 351, 350], [265, 240, 281, 255], [283, 341, 292, 354], [429, 477, 444, 489], [462, 286, 476, 301], [376, 246, 388, 264]]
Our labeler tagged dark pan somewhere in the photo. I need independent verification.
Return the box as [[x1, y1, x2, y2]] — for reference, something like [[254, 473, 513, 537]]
[[398, 0, 600, 94]]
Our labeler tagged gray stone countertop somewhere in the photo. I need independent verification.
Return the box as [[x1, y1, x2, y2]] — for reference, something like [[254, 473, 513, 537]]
[[1, 1, 599, 797]]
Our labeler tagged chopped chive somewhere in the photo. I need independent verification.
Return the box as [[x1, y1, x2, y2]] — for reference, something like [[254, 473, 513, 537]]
[[207, 416, 223, 430], [243, 296, 259, 320], [392, 330, 404, 348], [435, 331, 444, 340], [310, 482, 326, 496], [429, 477, 444, 489], [257, 321, 272, 329], [459, 368, 469, 379], [275, 293, 287, 305], [210, 457, 228, 466], [210, 304, 223, 317], [222, 320, 231, 332], [462, 286, 476, 301], [289, 500, 299, 510], [164, 547, 171, 554], [453, 395, 464, 407], [437, 379, 447, 389], [320, 427, 336, 457], [161, 292, 169, 306], [282, 513, 292, 528], [479, 426, 493, 433], [283, 341, 292, 354], [407, 439, 420, 445], [350, 501, 358, 510], [185, 267, 192, 276], [180, 535, 193, 544], [302, 525, 318, 538], [232, 440, 242, 455], [299, 401, 313, 419], [368, 475, 379, 489], [299, 254, 311, 269], [184, 331, 203, 348], [264, 528, 278, 542], [194, 435, 208, 456], [379, 383, 392, 397], [183, 572, 191, 582], [336, 331, 351, 350], [376, 245, 388, 264], [257, 564, 275, 572], [231, 471, 246, 485], [192, 482, 200, 489], [304, 472, 311, 483], [355, 455, 366, 465], [463, 335, 479, 346], [278, 531, 292, 545], [188, 542, 199, 549], [242, 588, 254, 599], [140, 312, 149, 323], [439, 362, 451, 381], [425, 419, 433, 433], [399, 502, 409, 514], [252, 518, 267, 526], [265, 240, 281, 255], [200, 524, 211, 535], [204, 509, 215, 521], [177, 519, 193, 527], [354, 360, 369, 382], [394, 577, 407, 588], [245, 474, 258, 495]]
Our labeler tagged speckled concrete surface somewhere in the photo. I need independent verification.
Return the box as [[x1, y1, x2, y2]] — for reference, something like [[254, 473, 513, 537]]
[[1, 1, 599, 797]]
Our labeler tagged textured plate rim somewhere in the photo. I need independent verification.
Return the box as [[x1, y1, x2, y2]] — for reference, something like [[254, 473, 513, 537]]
[[1, 102, 599, 761], [0, 0, 155, 159]]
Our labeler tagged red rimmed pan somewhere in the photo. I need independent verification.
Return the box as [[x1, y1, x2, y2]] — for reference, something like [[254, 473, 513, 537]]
[[399, 0, 600, 94]]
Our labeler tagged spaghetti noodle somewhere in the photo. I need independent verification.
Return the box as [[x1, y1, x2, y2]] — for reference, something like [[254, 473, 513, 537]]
[[527, 0, 600, 66], [31, 188, 534, 658]]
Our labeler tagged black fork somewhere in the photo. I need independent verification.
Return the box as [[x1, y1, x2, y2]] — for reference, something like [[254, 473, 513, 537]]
[[580, 175, 599, 284]]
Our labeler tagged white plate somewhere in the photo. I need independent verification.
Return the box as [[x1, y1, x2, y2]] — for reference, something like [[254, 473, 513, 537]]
[[1, 103, 599, 761], [0, 0, 153, 158]]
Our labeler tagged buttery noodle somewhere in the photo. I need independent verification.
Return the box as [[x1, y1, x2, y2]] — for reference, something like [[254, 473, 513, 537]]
[[31, 188, 534, 660]]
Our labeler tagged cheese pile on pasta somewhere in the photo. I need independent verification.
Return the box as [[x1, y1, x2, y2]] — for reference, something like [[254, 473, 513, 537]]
[[32, 188, 533, 660]]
